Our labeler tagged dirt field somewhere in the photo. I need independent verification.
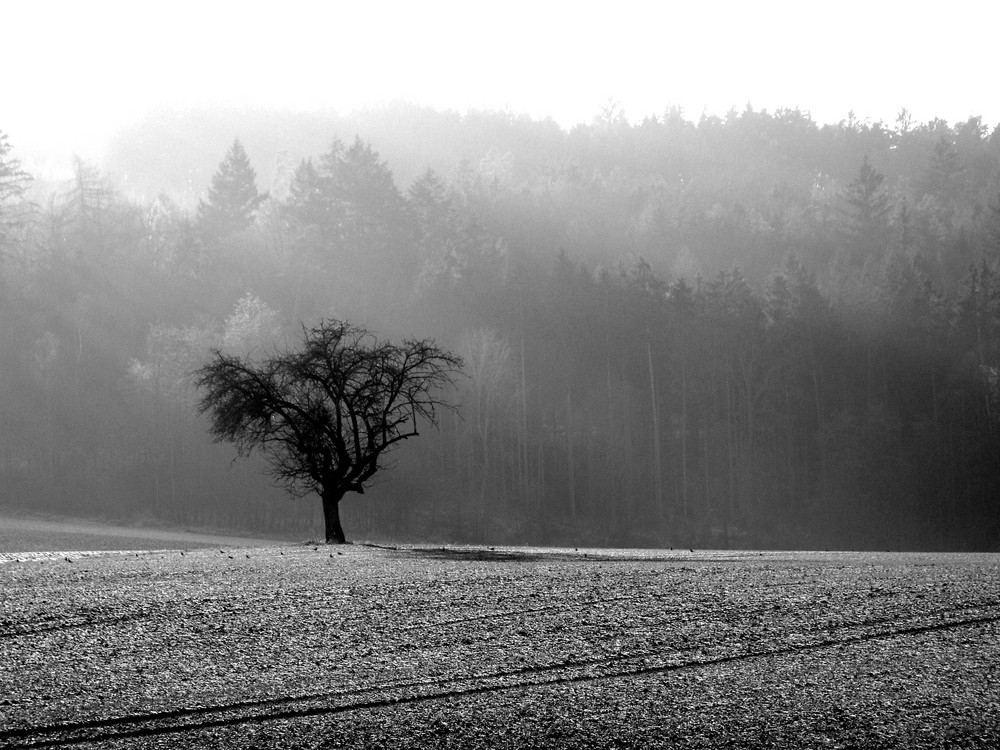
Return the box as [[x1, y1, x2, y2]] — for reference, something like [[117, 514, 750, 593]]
[[1, 543, 998, 748]]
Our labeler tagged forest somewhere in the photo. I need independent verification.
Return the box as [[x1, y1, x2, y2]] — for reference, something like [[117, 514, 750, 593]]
[[2, 103, 1000, 551]]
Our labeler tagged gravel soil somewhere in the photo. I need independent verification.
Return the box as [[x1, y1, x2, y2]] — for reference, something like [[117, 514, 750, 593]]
[[1, 545, 998, 748]]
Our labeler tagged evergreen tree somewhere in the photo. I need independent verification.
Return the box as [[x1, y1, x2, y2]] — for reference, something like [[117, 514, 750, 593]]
[[285, 158, 326, 229], [0, 132, 30, 205], [0, 132, 32, 248], [197, 139, 266, 237], [317, 136, 413, 308], [839, 156, 893, 266], [409, 169, 463, 288], [322, 136, 406, 241], [922, 135, 963, 199]]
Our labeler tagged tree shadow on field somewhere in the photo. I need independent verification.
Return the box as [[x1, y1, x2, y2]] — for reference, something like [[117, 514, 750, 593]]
[[405, 545, 749, 563], [408, 547, 557, 563]]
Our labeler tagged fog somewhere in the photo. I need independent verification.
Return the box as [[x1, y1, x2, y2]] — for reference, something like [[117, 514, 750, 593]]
[[5, 1, 998, 165], [3, 102, 1000, 551], [3, 2, 1000, 550]]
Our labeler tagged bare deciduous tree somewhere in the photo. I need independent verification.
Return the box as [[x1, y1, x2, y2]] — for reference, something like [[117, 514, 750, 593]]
[[194, 319, 462, 543]]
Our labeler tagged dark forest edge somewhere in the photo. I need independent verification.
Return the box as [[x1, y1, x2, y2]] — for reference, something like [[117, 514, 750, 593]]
[[2, 104, 1000, 551]]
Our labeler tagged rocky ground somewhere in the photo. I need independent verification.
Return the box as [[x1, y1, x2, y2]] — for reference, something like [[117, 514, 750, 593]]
[[1, 542, 998, 748]]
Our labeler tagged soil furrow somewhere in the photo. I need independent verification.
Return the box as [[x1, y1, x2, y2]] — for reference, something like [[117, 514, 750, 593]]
[[5, 609, 997, 749], [0, 614, 147, 639], [395, 591, 676, 630]]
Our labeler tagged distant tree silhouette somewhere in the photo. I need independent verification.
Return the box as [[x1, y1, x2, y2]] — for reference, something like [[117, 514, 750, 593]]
[[839, 156, 893, 266], [0, 132, 32, 246], [285, 158, 326, 229], [197, 138, 266, 236], [0, 132, 30, 206], [194, 319, 462, 543]]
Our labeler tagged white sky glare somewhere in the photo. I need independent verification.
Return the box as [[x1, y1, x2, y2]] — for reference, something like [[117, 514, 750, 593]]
[[3, 1, 998, 160]]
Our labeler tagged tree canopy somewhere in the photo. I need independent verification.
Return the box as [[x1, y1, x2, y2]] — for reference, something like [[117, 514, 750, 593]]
[[197, 138, 266, 236], [0, 131, 32, 247], [5, 108, 1000, 550], [194, 320, 462, 543]]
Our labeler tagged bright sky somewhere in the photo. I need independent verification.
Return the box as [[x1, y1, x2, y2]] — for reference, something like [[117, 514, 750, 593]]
[[3, 0, 998, 161]]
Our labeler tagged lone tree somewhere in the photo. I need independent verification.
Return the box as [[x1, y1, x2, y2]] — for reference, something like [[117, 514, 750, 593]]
[[194, 319, 462, 543]]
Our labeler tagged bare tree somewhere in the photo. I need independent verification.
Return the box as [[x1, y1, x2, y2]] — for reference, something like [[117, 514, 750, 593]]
[[194, 319, 462, 543]]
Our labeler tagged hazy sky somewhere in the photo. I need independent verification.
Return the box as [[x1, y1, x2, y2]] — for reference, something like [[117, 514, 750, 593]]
[[3, 0, 998, 160]]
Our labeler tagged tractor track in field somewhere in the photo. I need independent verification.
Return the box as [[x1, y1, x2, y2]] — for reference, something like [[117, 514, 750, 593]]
[[4, 604, 998, 749], [4, 582, 978, 643], [394, 590, 685, 631], [0, 574, 782, 643], [0, 614, 146, 640], [0, 595, 245, 641]]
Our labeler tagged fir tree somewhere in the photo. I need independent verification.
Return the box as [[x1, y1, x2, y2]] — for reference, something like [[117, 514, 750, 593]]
[[197, 139, 266, 236], [0, 132, 32, 247]]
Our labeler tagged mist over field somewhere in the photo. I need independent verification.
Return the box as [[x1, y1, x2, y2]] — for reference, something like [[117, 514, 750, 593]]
[[3, 103, 1000, 551]]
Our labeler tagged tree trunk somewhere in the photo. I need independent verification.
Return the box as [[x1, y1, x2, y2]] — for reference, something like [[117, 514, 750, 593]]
[[566, 388, 576, 521], [647, 338, 664, 533], [322, 490, 348, 544]]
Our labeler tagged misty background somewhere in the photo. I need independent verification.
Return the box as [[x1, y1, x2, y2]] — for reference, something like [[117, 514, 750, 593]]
[[3, 101, 1000, 551], [3, 0, 1000, 550]]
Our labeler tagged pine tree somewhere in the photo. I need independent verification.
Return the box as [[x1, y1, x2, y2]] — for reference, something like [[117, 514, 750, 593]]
[[321, 136, 405, 241], [197, 139, 266, 237], [285, 158, 326, 228], [839, 156, 892, 266], [0, 132, 30, 204], [0, 132, 32, 247]]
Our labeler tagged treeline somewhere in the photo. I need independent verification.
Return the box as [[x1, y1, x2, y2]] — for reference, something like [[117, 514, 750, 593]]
[[2, 105, 1000, 550]]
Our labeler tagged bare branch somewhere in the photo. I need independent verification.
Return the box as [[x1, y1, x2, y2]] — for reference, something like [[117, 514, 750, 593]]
[[194, 318, 463, 514]]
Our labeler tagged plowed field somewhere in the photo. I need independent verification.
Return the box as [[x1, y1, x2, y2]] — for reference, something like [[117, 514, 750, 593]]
[[2, 545, 998, 748]]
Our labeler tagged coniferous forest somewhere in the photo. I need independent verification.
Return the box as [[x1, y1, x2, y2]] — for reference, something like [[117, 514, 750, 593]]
[[2, 105, 1000, 550]]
